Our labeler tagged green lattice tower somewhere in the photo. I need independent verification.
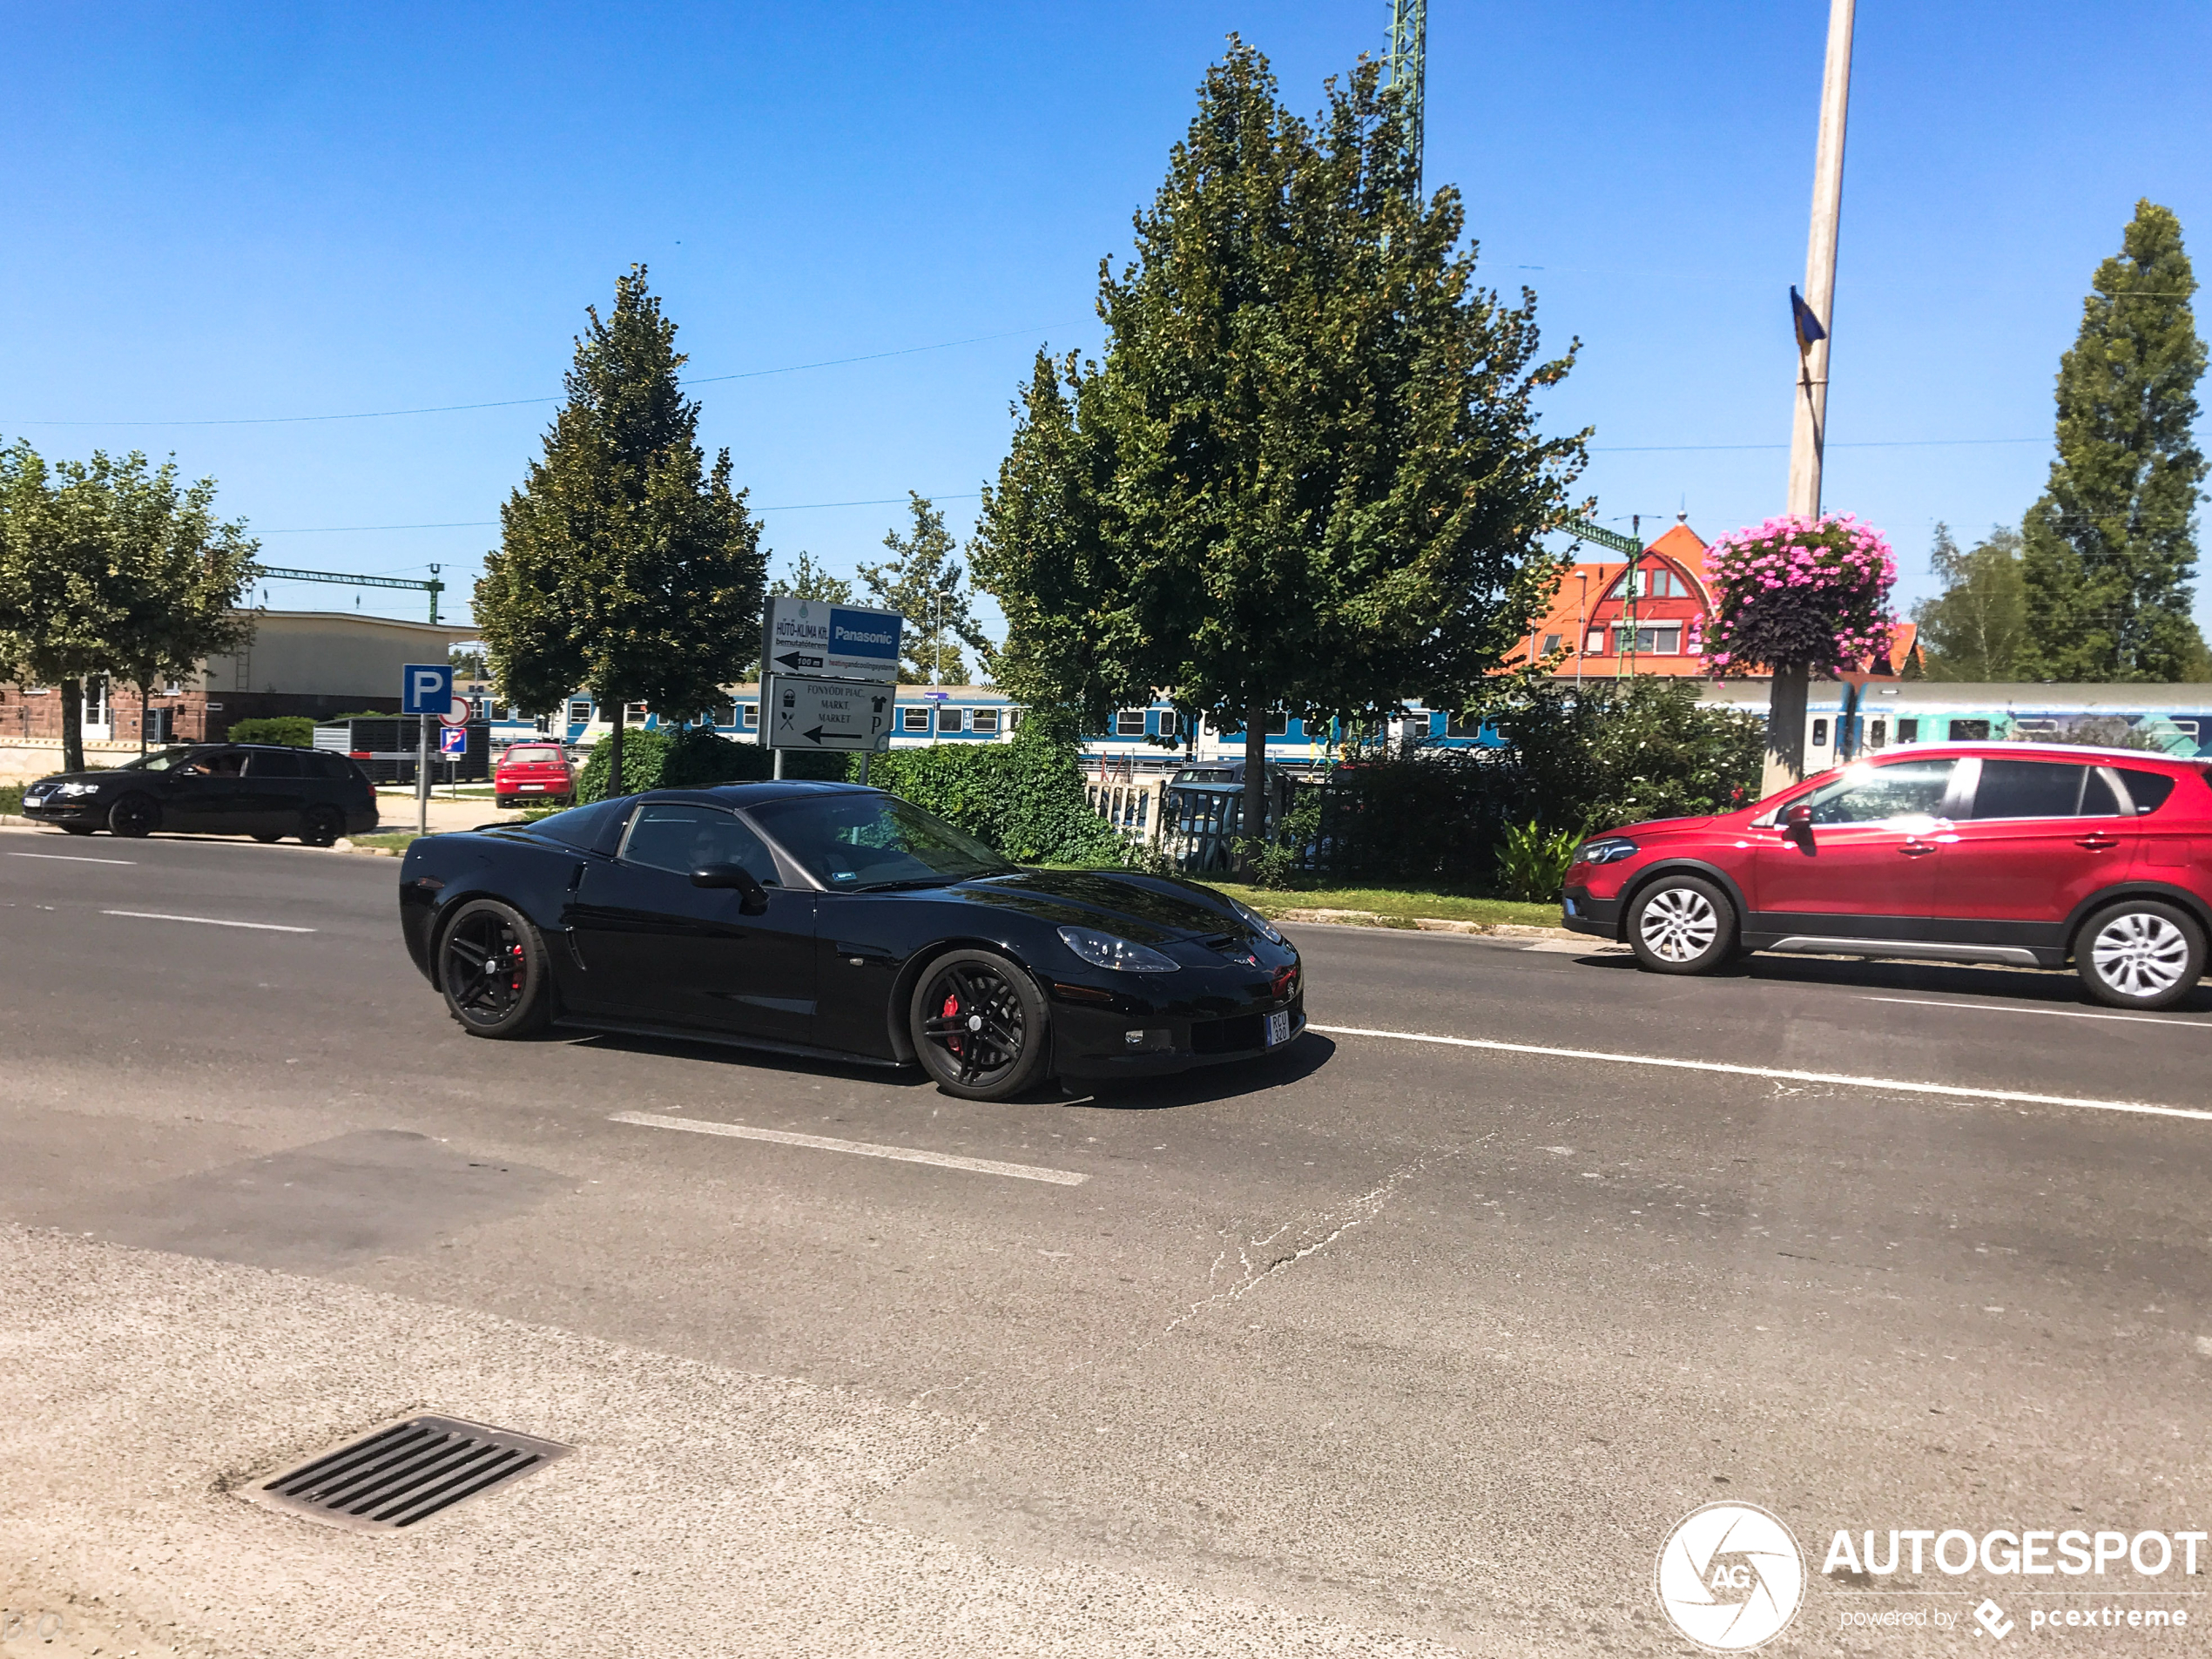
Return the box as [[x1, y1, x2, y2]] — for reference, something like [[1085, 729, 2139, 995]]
[[1385, 0, 1427, 188]]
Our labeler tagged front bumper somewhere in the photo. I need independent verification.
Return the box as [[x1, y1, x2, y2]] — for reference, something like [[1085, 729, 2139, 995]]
[[1560, 888, 1622, 939], [21, 796, 102, 824], [1049, 988, 1307, 1079]]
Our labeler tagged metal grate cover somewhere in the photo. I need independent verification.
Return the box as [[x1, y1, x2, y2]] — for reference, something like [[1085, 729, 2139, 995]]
[[243, 1414, 572, 1532]]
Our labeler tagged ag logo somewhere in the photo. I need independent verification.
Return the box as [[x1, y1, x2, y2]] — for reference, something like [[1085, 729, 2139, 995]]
[[1655, 1502, 1805, 1651]]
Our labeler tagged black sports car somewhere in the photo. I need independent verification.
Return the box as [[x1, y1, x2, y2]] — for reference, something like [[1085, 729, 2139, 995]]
[[397, 781, 1305, 1100]]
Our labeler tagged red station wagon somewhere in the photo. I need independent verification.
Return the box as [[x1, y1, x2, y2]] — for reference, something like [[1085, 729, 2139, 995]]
[[1561, 745, 2212, 1009], [493, 743, 576, 808]]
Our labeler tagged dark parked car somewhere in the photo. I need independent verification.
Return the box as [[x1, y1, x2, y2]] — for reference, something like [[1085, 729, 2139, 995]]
[[398, 781, 1305, 1100], [1561, 744, 2212, 1009], [20, 743, 380, 845]]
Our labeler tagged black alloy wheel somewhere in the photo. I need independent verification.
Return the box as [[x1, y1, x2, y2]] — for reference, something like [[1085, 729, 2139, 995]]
[[299, 805, 346, 847], [437, 899, 553, 1037], [107, 793, 160, 838], [908, 948, 1049, 1102]]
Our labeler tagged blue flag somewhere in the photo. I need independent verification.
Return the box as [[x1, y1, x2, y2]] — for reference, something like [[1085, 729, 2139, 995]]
[[1791, 286, 1827, 350]]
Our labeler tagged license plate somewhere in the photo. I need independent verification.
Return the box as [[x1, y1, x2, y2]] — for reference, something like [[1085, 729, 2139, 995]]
[[520, 784, 544, 791], [1266, 1010, 1291, 1047]]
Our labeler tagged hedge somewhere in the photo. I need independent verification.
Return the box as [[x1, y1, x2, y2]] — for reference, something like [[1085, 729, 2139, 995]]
[[574, 721, 1123, 866], [225, 716, 316, 747]]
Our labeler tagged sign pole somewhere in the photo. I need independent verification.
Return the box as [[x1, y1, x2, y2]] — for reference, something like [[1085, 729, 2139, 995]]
[[415, 715, 429, 835]]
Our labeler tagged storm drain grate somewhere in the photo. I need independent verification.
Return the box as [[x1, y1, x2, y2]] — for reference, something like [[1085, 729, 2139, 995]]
[[243, 1414, 573, 1532]]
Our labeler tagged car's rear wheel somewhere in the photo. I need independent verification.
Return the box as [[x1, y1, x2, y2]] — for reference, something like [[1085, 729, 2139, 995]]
[[1626, 873, 1737, 975], [252, 831, 283, 843], [2075, 900, 2205, 1010], [909, 948, 1049, 1101], [107, 794, 159, 838], [438, 898, 554, 1037], [299, 805, 345, 846]]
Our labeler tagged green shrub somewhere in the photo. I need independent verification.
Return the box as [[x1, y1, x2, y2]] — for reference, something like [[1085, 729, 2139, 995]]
[[226, 716, 316, 747], [852, 722, 1124, 865], [0, 784, 23, 817], [1494, 818, 1580, 901], [576, 726, 838, 802]]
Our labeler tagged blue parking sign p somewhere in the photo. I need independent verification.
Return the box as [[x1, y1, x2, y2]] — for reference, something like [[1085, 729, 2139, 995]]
[[402, 663, 453, 715]]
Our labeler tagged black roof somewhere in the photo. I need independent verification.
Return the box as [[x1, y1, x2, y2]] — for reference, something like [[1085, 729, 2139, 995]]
[[671, 780, 880, 806]]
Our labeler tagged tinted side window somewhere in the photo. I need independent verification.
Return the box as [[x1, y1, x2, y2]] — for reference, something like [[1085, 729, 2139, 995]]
[[246, 751, 303, 779], [620, 803, 779, 884], [1802, 759, 1956, 825], [2080, 768, 2126, 817], [2117, 769, 2178, 815], [529, 798, 626, 851], [1970, 759, 2083, 819]]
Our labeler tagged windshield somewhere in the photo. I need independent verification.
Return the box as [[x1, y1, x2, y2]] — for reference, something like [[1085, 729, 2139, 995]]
[[503, 745, 565, 764], [748, 792, 1015, 889], [119, 747, 198, 772]]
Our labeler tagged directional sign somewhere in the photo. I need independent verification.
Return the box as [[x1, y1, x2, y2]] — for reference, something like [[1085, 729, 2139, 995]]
[[439, 696, 473, 728], [762, 597, 903, 683], [401, 663, 454, 715], [438, 725, 468, 757], [765, 674, 895, 752]]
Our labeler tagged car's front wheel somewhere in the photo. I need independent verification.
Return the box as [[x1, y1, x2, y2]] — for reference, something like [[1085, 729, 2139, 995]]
[[2075, 900, 2205, 1010], [1625, 873, 1737, 975], [437, 898, 555, 1037], [909, 948, 1050, 1101], [107, 793, 160, 838]]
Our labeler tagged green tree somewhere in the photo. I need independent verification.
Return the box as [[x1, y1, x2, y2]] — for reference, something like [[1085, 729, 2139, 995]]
[[0, 442, 111, 772], [972, 43, 1586, 852], [2020, 200, 2209, 681], [859, 492, 993, 684], [1914, 522, 2027, 681], [770, 551, 854, 605], [95, 453, 259, 753], [475, 266, 768, 788]]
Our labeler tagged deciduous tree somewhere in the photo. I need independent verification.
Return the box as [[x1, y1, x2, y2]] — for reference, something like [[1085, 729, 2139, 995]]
[[2020, 200, 2208, 681], [1915, 523, 2027, 682], [859, 493, 992, 685], [972, 43, 1586, 850], [476, 267, 767, 786]]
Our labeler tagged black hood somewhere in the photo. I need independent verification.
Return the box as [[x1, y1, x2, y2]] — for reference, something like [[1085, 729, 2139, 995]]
[[933, 868, 1248, 945], [26, 769, 120, 789]]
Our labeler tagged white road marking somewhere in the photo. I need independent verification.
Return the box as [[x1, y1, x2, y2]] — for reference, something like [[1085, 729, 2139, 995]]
[[9, 852, 136, 865], [1309, 1023, 2212, 1124], [610, 1110, 1088, 1185], [1859, 995, 2209, 1030], [100, 910, 316, 934]]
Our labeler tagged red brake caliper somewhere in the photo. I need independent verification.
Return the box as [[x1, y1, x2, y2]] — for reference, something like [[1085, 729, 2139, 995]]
[[941, 990, 962, 1055]]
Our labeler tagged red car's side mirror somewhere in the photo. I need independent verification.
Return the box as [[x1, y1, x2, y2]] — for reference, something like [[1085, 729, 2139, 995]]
[[1783, 803, 1814, 833]]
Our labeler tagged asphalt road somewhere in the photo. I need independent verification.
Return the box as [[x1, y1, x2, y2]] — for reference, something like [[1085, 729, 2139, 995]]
[[3, 824, 2209, 1658]]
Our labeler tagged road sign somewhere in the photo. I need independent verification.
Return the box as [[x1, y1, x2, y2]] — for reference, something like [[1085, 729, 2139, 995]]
[[761, 597, 903, 683], [765, 674, 895, 751], [439, 725, 468, 757], [439, 696, 472, 728], [401, 663, 453, 715]]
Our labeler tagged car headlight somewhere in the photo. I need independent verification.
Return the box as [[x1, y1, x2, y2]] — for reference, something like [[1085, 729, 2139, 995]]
[[1058, 926, 1179, 974], [1575, 837, 1637, 865], [1227, 896, 1285, 944], [54, 781, 101, 797]]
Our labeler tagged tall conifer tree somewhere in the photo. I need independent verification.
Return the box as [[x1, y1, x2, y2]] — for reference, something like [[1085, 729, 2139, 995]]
[[2019, 201, 2208, 681], [477, 268, 767, 785]]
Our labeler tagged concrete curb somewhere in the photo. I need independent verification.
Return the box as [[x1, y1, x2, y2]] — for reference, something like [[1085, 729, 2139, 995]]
[[1273, 907, 1580, 941]]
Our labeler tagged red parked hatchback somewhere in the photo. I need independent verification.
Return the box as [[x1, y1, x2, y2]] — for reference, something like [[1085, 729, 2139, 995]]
[[493, 742, 576, 808], [1561, 745, 2212, 1008]]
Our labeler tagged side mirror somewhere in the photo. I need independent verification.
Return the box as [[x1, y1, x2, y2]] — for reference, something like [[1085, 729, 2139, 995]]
[[1783, 803, 1814, 834], [691, 862, 770, 914]]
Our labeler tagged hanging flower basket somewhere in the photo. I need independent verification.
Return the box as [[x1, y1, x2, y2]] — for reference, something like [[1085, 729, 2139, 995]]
[[1703, 513, 1898, 675]]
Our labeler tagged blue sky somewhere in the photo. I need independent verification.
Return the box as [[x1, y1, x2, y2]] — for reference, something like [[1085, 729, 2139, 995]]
[[3, 1, 2207, 644]]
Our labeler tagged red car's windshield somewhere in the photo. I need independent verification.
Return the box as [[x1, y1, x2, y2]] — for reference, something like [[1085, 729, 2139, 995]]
[[502, 746, 566, 765]]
